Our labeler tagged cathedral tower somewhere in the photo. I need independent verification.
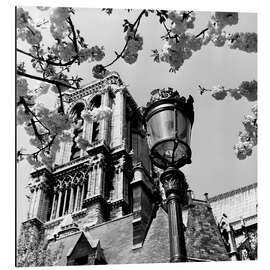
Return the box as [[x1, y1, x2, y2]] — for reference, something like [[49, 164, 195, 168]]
[[24, 72, 154, 244]]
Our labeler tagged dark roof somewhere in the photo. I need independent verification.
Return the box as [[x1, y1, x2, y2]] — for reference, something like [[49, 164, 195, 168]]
[[47, 200, 229, 265]]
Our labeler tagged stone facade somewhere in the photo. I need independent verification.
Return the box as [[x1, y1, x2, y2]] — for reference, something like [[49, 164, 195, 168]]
[[209, 183, 257, 260], [18, 72, 254, 266]]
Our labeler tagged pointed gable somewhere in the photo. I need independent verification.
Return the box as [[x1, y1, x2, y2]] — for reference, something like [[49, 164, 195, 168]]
[[185, 201, 229, 261]]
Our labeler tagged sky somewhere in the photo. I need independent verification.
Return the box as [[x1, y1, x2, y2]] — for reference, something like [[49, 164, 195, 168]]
[[16, 7, 257, 231]]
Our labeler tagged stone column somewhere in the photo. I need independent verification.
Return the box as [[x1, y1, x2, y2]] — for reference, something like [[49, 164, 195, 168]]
[[119, 88, 126, 142], [32, 187, 42, 217], [87, 168, 93, 198], [69, 185, 75, 213], [62, 188, 68, 216], [56, 189, 63, 218], [74, 185, 79, 211], [101, 91, 110, 144], [50, 192, 57, 220], [29, 188, 37, 218], [80, 183, 85, 209]]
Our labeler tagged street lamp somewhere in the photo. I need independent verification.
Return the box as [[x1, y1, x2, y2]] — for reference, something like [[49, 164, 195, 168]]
[[143, 88, 194, 262]]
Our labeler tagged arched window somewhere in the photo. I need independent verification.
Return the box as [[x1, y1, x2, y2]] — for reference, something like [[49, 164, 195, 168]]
[[70, 103, 85, 160], [90, 95, 101, 143]]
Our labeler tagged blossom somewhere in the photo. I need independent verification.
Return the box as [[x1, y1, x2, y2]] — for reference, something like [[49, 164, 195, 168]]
[[251, 104, 257, 117], [168, 11, 195, 28], [92, 65, 110, 79], [123, 30, 143, 65], [50, 7, 70, 25], [239, 80, 257, 101], [92, 106, 112, 121], [82, 106, 112, 122], [33, 83, 50, 97], [24, 26, 42, 45], [17, 7, 31, 29], [39, 149, 56, 169], [17, 78, 29, 102], [81, 110, 93, 122], [168, 11, 195, 35], [227, 32, 257, 53], [17, 105, 32, 125], [214, 12, 238, 28], [202, 32, 212, 45], [50, 22, 69, 40], [78, 46, 105, 63], [75, 136, 90, 150], [51, 42, 77, 62], [187, 36, 202, 51], [211, 85, 227, 100], [211, 32, 226, 47], [26, 155, 43, 169], [234, 141, 253, 160], [50, 7, 71, 40]]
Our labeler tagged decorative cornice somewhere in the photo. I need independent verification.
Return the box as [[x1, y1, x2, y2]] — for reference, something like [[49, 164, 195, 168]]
[[62, 72, 123, 103], [86, 139, 110, 156], [108, 199, 129, 210], [53, 155, 90, 175], [209, 182, 257, 203], [22, 217, 44, 228], [30, 166, 52, 179], [83, 195, 108, 208]]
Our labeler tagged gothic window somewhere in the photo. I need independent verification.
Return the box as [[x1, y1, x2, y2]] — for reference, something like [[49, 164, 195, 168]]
[[89, 95, 101, 143], [92, 122, 100, 142], [90, 95, 101, 110], [70, 103, 85, 160]]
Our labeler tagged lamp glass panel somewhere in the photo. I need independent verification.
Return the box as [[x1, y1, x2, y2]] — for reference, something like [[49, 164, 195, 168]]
[[147, 109, 175, 147], [176, 111, 191, 145], [154, 140, 189, 167]]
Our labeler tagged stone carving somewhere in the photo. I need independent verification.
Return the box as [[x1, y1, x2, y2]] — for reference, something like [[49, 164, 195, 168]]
[[63, 73, 123, 103]]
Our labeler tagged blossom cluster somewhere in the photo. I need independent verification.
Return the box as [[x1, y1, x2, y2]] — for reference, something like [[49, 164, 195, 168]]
[[49, 7, 71, 40], [19, 103, 73, 169], [168, 10, 196, 35], [211, 80, 257, 102], [50, 42, 77, 62], [17, 105, 32, 125], [211, 85, 227, 100], [239, 80, 257, 101], [78, 46, 105, 63], [123, 30, 143, 64], [227, 32, 257, 53], [158, 11, 256, 71], [17, 7, 43, 45], [81, 106, 112, 122], [214, 12, 239, 29], [75, 136, 91, 150], [17, 78, 29, 102], [234, 105, 257, 160], [160, 32, 203, 71]]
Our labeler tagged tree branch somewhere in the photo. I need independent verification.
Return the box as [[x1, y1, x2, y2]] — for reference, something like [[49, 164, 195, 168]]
[[56, 84, 65, 113], [20, 135, 56, 157], [104, 10, 146, 68], [17, 48, 79, 67], [17, 70, 77, 89]]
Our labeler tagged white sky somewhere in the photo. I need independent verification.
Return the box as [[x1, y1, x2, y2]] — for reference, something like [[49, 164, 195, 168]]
[[16, 7, 257, 233]]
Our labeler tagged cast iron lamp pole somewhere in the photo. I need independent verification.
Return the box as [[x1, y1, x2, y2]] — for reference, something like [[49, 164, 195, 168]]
[[143, 88, 194, 263]]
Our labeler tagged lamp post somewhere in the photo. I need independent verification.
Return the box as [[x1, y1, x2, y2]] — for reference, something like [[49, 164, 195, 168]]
[[143, 88, 194, 262]]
